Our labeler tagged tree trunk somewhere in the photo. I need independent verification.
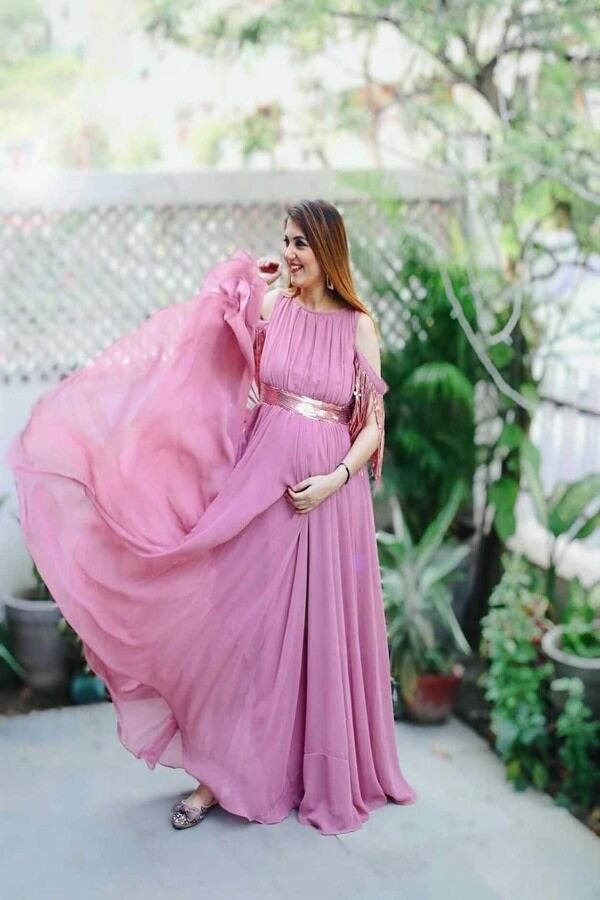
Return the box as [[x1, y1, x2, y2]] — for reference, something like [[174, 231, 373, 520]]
[[464, 524, 503, 649]]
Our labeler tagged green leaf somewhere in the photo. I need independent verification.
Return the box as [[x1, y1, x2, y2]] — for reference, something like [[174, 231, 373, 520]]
[[420, 544, 471, 594], [547, 481, 569, 510], [489, 477, 519, 541], [403, 362, 474, 413], [0, 644, 26, 678], [488, 342, 514, 369], [548, 474, 600, 537], [416, 481, 465, 574], [496, 423, 524, 451], [389, 493, 413, 548], [412, 610, 437, 651], [398, 651, 419, 695], [429, 588, 472, 656], [520, 437, 548, 526], [520, 435, 541, 471], [494, 718, 519, 757], [532, 761, 549, 790], [494, 507, 517, 543], [587, 582, 600, 612], [570, 508, 600, 541], [520, 382, 540, 407]]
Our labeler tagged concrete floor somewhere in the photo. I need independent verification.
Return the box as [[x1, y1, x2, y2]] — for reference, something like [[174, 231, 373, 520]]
[[1, 703, 598, 900]]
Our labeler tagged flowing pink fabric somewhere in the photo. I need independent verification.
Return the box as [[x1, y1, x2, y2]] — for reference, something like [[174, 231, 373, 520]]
[[7, 250, 417, 835]]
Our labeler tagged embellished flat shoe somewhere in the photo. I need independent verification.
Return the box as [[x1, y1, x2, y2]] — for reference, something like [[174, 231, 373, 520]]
[[171, 796, 218, 830]]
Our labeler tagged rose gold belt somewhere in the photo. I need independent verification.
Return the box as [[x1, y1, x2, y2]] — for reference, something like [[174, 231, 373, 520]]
[[259, 382, 353, 425]]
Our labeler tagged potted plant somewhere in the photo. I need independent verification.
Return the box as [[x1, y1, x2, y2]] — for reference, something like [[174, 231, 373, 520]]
[[519, 438, 600, 616], [3, 561, 70, 693], [377, 482, 473, 723], [542, 578, 600, 718], [479, 554, 555, 790]]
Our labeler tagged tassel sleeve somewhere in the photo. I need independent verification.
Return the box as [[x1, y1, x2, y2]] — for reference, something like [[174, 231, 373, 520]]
[[246, 317, 268, 410], [347, 347, 389, 489]]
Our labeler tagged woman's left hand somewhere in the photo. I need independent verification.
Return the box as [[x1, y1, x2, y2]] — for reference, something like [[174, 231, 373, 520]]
[[286, 473, 341, 514]]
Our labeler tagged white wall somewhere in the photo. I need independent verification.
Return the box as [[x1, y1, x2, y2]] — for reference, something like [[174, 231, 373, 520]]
[[2, 383, 50, 593]]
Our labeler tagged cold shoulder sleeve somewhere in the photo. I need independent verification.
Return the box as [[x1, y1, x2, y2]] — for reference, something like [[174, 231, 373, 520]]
[[348, 347, 389, 489]]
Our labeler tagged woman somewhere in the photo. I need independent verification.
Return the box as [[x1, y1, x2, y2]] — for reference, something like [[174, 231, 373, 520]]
[[7, 198, 417, 835]]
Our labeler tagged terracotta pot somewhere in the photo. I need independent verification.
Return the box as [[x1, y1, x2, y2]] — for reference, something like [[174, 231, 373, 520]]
[[402, 663, 465, 723]]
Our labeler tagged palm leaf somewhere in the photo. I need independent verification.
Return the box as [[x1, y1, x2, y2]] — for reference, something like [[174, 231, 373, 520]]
[[395, 428, 445, 474], [403, 362, 474, 413]]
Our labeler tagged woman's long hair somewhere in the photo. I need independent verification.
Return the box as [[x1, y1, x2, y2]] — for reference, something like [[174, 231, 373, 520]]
[[282, 199, 379, 333]]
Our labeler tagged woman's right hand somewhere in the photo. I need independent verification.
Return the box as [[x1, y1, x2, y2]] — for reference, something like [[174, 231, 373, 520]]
[[257, 256, 282, 286]]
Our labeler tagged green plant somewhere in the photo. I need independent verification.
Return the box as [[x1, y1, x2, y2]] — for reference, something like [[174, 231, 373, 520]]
[[58, 616, 92, 676], [488, 424, 600, 610], [552, 677, 600, 813], [377, 481, 472, 680], [356, 228, 485, 540], [0, 621, 27, 679], [481, 554, 600, 818], [560, 578, 600, 658], [520, 439, 600, 609], [479, 554, 554, 791], [31, 561, 53, 600]]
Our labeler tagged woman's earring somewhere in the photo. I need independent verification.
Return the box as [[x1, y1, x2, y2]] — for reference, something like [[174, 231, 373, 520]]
[[326, 275, 334, 290]]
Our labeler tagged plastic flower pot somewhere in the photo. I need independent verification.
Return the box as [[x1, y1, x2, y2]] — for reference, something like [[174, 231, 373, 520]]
[[541, 619, 600, 718], [2, 588, 69, 692], [70, 673, 108, 705]]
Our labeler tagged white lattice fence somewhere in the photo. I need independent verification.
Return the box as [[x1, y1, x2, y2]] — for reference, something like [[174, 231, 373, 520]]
[[532, 359, 600, 491], [0, 170, 461, 383]]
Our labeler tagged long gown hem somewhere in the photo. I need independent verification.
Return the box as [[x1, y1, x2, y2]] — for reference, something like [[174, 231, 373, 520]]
[[118, 725, 417, 835]]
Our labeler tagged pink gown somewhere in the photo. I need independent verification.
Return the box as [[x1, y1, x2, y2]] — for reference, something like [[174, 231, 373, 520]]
[[7, 250, 417, 835]]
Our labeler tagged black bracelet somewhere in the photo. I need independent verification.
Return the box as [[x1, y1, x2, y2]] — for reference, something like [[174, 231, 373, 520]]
[[337, 462, 351, 484]]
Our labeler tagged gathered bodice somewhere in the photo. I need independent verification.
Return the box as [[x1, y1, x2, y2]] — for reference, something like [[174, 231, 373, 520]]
[[252, 289, 389, 487], [255, 292, 359, 406]]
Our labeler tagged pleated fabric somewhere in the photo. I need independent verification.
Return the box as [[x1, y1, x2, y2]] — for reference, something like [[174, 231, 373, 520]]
[[7, 250, 417, 835]]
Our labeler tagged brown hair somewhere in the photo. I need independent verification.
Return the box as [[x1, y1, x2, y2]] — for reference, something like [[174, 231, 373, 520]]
[[282, 199, 379, 332]]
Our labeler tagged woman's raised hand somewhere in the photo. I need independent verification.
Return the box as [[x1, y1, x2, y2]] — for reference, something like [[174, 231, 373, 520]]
[[256, 256, 282, 286]]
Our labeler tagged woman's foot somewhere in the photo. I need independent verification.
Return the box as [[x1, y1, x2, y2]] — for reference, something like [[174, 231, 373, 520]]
[[182, 783, 216, 810], [170, 783, 218, 829]]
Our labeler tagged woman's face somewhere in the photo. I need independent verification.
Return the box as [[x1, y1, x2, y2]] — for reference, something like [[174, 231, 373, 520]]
[[283, 219, 323, 290]]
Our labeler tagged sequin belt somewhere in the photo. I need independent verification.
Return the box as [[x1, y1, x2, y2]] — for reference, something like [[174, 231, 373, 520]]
[[259, 382, 353, 425]]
